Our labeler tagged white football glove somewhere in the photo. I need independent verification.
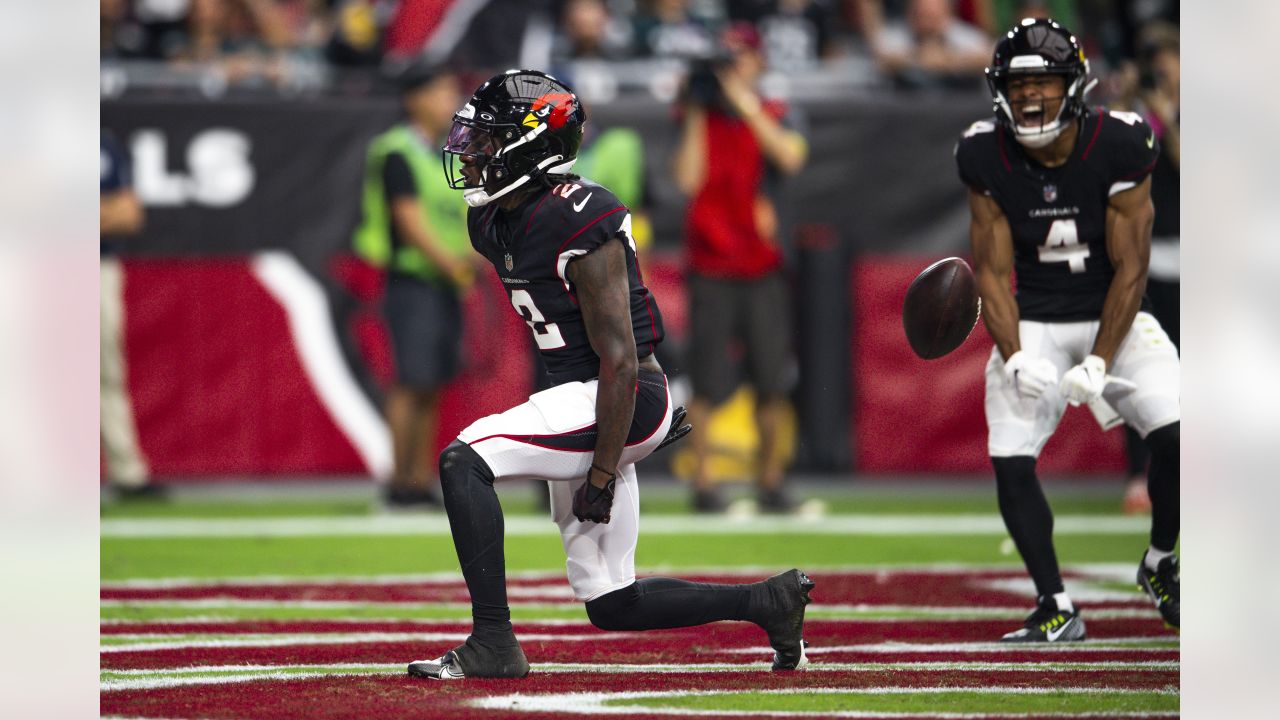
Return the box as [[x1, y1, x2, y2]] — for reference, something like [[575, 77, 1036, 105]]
[[1003, 351, 1059, 400], [1060, 354, 1107, 407]]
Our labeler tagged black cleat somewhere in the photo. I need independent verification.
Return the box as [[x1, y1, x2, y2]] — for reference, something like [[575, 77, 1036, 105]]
[[407, 636, 529, 680], [1001, 596, 1086, 643], [755, 569, 815, 670], [1137, 553, 1180, 630]]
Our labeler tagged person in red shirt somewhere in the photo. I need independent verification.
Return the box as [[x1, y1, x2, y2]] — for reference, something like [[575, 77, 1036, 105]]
[[672, 22, 808, 513]]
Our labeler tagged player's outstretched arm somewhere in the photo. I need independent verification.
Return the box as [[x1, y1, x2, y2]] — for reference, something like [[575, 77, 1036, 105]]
[[1092, 176, 1154, 366], [969, 190, 1020, 361], [567, 236, 638, 522]]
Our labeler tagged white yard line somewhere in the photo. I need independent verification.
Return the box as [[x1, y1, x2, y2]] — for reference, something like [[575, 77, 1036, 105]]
[[100, 514, 1149, 538]]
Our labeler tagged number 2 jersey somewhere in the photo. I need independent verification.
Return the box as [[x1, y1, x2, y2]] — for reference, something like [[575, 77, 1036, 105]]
[[467, 178, 665, 386], [954, 107, 1160, 322]]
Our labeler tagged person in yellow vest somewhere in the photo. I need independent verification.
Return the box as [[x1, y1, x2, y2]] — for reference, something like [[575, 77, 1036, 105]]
[[354, 65, 475, 507]]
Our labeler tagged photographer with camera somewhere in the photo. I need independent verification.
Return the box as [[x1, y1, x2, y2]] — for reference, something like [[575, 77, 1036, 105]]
[[672, 21, 808, 514]]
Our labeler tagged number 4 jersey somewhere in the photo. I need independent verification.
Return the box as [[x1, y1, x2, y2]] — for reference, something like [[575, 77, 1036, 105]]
[[467, 178, 665, 386], [955, 107, 1159, 321]]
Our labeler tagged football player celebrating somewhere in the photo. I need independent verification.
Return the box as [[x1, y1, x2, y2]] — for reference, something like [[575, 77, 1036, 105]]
[[406, 70, 814, 679], [955, 19, 1179, 641]]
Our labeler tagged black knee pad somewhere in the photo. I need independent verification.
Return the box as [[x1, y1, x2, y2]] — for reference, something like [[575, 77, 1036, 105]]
[[584, 583, 639, 631], [439, 440, 495, 489], [1145, 422, 1179, 461]]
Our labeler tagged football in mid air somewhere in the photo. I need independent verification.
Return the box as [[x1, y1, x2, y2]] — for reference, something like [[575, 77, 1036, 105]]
[[902, 257, 982, 360]]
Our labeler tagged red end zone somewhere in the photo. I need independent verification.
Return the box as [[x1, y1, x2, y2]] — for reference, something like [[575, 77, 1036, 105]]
[[101, 570, 1178, 719]]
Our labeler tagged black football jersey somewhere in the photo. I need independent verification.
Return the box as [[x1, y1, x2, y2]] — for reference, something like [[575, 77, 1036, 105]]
[[955, 108, 1159, 321], [468, 178, 665, 386]]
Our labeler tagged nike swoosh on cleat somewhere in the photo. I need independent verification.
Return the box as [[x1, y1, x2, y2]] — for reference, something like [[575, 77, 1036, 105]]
[[1146, 133, 1155, 149], [1045, 617, 1075, 642], [572, 193, 593, 212]]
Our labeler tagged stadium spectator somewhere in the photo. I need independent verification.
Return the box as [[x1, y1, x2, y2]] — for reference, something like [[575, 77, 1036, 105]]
[[101, 130, 158, 499], [728, 0, 841, 72], [631, 0, 719, 58], [352, 65, 476, 508], [552, 0, 633, 63], [672, 22, 807, 514], [324, 0, 387, 66], [860, 0, 990, 89]]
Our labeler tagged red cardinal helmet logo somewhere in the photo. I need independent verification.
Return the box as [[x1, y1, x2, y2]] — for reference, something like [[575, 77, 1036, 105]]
[[531, 93, 575, 130]]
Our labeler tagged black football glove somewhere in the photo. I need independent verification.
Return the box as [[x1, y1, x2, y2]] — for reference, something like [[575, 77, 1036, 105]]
[[573, 476, 616, 524], [654, 405, 693, 452]]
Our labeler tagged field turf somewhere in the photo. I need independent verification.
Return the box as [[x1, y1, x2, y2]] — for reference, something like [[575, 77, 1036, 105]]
[[100, 478, 1178, 719]]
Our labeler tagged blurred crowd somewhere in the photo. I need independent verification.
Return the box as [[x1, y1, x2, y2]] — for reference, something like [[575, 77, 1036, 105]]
[[101, 0, 1178, 98]]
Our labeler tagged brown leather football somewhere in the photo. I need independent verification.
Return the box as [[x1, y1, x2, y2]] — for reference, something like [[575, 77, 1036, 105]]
[[902, 257, 982, 360]]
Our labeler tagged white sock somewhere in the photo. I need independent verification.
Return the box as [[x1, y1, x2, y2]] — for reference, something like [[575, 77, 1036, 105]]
[[1052, 592, 1074, 613], [1144, 546, 1174, 572]]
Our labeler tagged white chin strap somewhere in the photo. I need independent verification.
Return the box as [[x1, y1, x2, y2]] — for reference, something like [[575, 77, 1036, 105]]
[[463, 155, 574, 207]]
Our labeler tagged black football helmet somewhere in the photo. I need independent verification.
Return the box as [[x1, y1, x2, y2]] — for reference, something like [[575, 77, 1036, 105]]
[[443, 69, 586, 207], [986, 18, 1094, 148]]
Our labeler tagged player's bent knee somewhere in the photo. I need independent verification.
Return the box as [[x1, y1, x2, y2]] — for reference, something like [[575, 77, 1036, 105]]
[[584, 583, 639, 631], [438, 440, 495, 488]]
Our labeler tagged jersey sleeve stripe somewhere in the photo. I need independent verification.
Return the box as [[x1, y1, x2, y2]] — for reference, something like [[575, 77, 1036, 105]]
[[996, 129, 1011, 171], [1108, 180, 1137, 196], [557, 248, 590, 292], [1080, 112, 1105, 161], [552, 206, 628, 290]]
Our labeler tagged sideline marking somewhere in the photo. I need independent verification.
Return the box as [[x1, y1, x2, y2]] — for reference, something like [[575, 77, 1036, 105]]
[[101, 514, 1149, 538]]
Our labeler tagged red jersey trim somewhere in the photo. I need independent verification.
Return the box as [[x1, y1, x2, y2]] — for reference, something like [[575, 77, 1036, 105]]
[[1080, 112, 1105, 161]]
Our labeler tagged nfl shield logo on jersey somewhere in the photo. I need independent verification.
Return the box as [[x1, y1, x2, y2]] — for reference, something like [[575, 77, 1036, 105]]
[[504, 253, 514, 272], [1043, 184, 1058, 203]]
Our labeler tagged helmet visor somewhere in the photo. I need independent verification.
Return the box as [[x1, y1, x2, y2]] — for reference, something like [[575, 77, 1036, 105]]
[[443, 120, 498, 189]]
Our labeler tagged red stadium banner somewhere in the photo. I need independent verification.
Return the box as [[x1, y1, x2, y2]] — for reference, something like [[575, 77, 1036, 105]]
[[117, 254, 532, 479], [851, 256, 1126, 475]]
